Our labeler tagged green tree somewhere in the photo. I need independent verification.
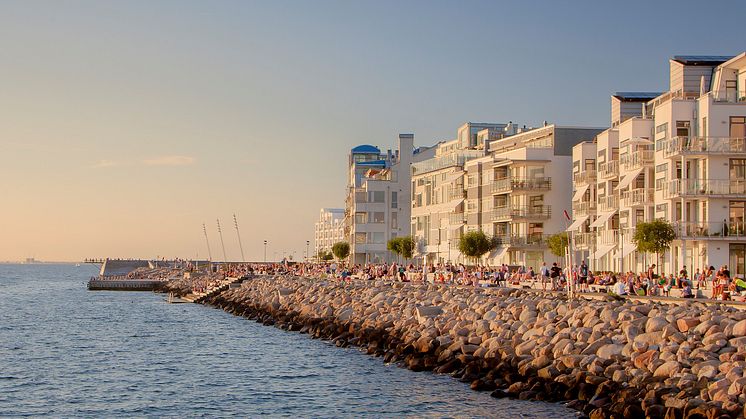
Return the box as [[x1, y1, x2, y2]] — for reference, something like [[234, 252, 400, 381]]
[[387, 236, 415, 261], [546, 232, 569, 258], [632, 219, 676, 274], [387, 237, 402, 259], [332, 241, 350, 261], [317, 250, 334, 261], [458, 230, 494, 266]]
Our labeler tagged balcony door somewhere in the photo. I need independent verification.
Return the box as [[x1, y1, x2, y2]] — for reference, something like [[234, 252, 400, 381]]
[[731, 116, 746, 139], [730, 244, 746, 280], [730, 201, 746, 235]]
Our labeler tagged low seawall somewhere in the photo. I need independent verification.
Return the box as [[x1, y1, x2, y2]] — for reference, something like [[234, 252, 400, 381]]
[[87, 279, 162, 291], [204, 275, 746, 419]]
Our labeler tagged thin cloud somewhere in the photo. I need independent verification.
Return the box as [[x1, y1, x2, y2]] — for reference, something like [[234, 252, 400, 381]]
[[92, 159, 118, 168], [142, 155, 195, 166]]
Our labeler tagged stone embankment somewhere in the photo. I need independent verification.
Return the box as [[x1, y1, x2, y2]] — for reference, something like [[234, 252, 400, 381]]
[[204, 275, 746, 418]]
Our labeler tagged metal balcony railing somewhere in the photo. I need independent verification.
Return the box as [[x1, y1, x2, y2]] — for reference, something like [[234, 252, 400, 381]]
[[674, 221, 746, 240], [447, 187, 466, 201], [620, 150, 654, 171], [621, 188, 655, 207], [663, 179, 746, 198], [493, 234, 546, 248], [448, 212, 465, 225], [573, 232, 596, 248], [709, 90, 746, 104], [598, 160, 619, 179], [597, 229, 619, 246], [663, 136, 746, 157], [572, 201, 597, 217]]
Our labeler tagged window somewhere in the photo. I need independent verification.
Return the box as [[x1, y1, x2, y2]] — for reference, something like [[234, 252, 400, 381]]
[[415, 194, 422, 207], [656, 163, 668, 173], [391, 212, 398, 229], [391, 191, 398, 208], [355, 213, 367, 224], [354, 233, 367, 244], [371, 212, 385, 223], [355, 191, 367, 203], [655, 123, 668, 151], [676, 121, 690, 138], [656, 203, 668, 214], [369, 232, 384, 244], [369, 191, 385, 203], [731, 117, 746, 140], [494, 195, 507, 208], [702, 117, 707, 137], [585, 159, 595, 172], [636, 209, 645, 224]]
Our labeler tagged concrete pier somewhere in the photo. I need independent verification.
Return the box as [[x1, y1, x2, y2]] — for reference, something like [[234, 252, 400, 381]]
[[87, 279, 162, 291]]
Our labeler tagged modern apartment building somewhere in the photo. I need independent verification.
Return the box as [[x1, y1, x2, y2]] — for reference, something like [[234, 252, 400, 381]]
[[570, 53, 746, 277], [410, 122, 513, 264], [345, 135, 435, 264], [314, 208, 345, 258], [465, 124, 603, 268]]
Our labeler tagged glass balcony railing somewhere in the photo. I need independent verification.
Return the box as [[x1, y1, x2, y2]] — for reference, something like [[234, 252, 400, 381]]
[[572, 201, 596, 217], [493, 235, 545, 247], [674, 221, 746, 240], [620, 150, 654, 171], [447, 188, 466, 201], [598, 160, 619, 179], [573, 232, 596, 248], [709, 90, 746, 104], [491, 177, 552, 193], [448, 212, 465, 225], [663, 179, 746, 198], [621, 188, 655, 207], [491, 205, 552, 221], [597, 195, 619, 213], [663, 136, 746, 157], [573, 170, 597, 185]]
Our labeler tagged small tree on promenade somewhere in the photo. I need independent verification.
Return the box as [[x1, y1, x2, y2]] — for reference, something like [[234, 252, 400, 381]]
[[387, 236, 415, 263], [332, 241, 350, 262], [546, 232, 569, 259], [458, 230, 494, 266], [633, 219, 676, 275]]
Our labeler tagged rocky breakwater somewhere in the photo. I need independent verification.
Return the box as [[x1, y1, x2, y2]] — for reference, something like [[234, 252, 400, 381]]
[[205, 275, 746, 418]]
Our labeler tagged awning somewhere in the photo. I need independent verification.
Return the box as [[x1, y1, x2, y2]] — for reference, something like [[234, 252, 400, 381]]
[[620, 242, 637, 258], [488, 246, 508, 259], [617, 167, 643, 190], [450, 198, 464, 210], [572, 184, 590, 201], [445, 171, 464, 183], [593, 244, 615, 259], [589, 210, 616, 228], [448, 223, 464, 231], [623, 137, 653, 146], [566, 215, 589, 231]]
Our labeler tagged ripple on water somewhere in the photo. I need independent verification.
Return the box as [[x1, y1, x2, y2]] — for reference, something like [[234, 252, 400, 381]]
[[0, 264, 578, 418]]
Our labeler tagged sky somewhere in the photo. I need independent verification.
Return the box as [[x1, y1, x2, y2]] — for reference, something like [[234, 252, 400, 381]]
[[1, 0, 744, 262]]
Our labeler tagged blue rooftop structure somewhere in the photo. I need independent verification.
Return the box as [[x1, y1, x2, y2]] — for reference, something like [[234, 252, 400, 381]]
[[613, 92, 662, 101], [672, 56, 733, 65], [351, 144, 381, 154]]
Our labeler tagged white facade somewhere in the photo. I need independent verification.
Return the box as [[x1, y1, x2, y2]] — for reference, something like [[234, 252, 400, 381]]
[[345, 135, 435, 264], [314, 208, 345, 257], [570, 53, 746, 278]]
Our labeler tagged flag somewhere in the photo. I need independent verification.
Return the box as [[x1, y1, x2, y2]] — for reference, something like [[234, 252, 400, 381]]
[[563, 209, 571, 221]]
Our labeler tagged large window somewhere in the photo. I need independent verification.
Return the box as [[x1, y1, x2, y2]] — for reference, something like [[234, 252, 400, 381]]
[[391, 212, 398, 229], [354, 213, 367, 224], [731, 116, 746, 139], [370, 212, 385, 223], [676, 121, 690, 138], [730, 201, 746, 235], [730, 244, 746, 280], [391, 191, 398, 209], [369, 191, 385, 203], [369, 232, 384, 244], [354, 233, 367, 244]]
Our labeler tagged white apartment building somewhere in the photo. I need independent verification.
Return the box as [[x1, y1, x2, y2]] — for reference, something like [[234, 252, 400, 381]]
[[314, 208, 345, 257], [410, 122, 512, 264], [570, 53, 746, 278], [466, 124, 603, 269], [345, 135, 435, 264]]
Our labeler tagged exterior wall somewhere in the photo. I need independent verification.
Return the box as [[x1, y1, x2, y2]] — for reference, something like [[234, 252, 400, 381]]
[[314, 208, 345, 257]]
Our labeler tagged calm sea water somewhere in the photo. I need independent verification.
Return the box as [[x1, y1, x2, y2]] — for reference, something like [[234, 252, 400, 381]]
[[0, 264, 576, 418]]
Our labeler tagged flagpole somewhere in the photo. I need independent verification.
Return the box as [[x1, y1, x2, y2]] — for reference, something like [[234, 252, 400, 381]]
[[563, 209, 575, 299]]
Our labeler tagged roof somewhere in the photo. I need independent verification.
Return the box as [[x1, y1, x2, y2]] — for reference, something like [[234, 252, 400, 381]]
[[672, 55, 734, 65], [356, 160, 386, 167], [351, 144, 381, 154], [612, 92, 662, 101]]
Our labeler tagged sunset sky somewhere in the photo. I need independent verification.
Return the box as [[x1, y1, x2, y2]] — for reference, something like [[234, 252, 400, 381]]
[[1, 0, 744, 262]]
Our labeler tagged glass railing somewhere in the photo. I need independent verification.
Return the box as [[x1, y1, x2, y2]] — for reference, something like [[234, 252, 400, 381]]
[[598, 160, 619, 179], [663, 179, 746, 198], [492, 177, 552, 193], [492, 205, 552, 220], [620, 150, 654, 170], [597, 195, 619, 213], [663, 136, 746, 157], [709, 90, 746, 104], [573, 232, 596, 248], [411, 150, 484, 174], [621, 188, 655, 207], [674, 221, 746, 239], [572, 201, 597, 216], [573, 170, 597, 185], [447, 188, 466, 201], [448, 212, 465, 224], [493, 235, 545, 247]]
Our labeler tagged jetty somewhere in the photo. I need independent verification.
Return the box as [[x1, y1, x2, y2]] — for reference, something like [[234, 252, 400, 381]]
[[87, 278, 164, 291]]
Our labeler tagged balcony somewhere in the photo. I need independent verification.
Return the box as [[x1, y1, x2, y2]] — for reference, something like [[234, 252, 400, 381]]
[[709, 90, 746, 104], [493, 234, 545, 248], [447, 188, 466, 201], [572, 200, 597, 217], [621, 188, 655, 207], [573, 232, 596, 249], [663, 136, 746, 158], [491, 177, 552, 194], [448, 212, 465, 225], [674, 221, 746, 241], [663, 179, 746, 199], [573, 170, 597, 186], [620, 150, 654, 171], [598, 160, 619, 180], [597, 195, 619, 213], [598, 229, 619, 246], [492, 205, 552, 221]]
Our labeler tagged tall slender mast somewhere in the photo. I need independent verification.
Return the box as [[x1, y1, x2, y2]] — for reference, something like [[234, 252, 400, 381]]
[[233, 214, 246, 262], [217, 218, 228, 262], [202, 223, 213, 261]]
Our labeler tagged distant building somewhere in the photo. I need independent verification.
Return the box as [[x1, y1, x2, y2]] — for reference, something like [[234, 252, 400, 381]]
[[314, 208, 345, 258], [345, 136, 435, 264]]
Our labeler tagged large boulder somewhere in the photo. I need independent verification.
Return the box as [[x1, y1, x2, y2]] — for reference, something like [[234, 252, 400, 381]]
[[653, 361, 681, 378], [732, 319, 746, 337], [596, 343, 625, 360], [676, 317, 700, 333]]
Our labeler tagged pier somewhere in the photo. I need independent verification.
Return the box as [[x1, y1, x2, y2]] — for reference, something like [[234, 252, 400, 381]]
[[87, 278, 163, 291]]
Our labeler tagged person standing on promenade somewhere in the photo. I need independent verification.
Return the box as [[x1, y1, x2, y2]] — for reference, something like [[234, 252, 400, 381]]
[[550, 262, 561, 292], [540, 262, 550, 291]]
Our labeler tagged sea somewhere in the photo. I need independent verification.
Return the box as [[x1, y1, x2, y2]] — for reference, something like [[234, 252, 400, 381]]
[[0, 264, 576, 418]]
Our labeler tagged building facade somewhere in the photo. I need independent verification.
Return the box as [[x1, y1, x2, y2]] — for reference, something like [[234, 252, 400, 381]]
[[314, 208, 345, 258], [570, 53, 746, 278], [345, 135, 435, 264]]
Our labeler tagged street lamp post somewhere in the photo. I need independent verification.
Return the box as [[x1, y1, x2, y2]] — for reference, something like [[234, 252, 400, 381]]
[[306, 240, 310, 262], [263, 240, 268, 263]]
